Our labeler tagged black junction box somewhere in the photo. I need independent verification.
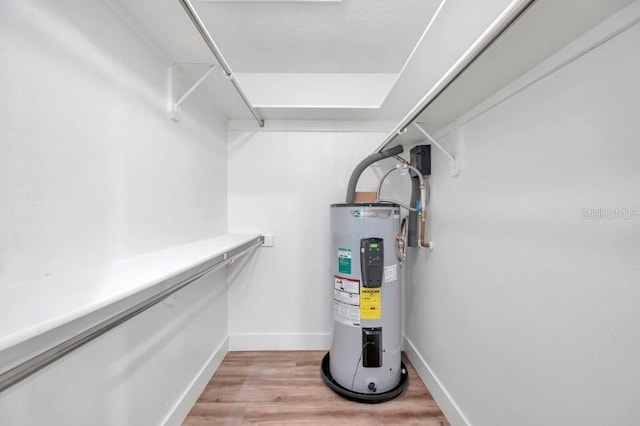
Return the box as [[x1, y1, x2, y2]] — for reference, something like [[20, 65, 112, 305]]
[[410, 145, 431, 176]]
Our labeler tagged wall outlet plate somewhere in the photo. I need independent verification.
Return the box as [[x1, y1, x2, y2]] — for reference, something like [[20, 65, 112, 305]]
[[262, 235, 275, 247]]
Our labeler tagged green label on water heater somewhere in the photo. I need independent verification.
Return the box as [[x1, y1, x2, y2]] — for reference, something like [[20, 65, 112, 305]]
[[338, 248, 352, 274]]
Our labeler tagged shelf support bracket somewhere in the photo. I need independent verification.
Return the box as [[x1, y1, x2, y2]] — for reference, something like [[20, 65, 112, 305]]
[[414, 123, 461, 176], [168, 63, 220, 121]]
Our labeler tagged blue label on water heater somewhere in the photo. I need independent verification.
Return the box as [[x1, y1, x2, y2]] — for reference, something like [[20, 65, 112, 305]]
[[338, 248, 352, 274]]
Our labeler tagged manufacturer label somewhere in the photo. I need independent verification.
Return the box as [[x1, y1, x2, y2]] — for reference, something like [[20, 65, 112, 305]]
[[349, 209, 392, 219], [384, 264, 397, 282], [338, 248, 351, 274], [333, 301, 360, 327], [360, 288, 381, 320]]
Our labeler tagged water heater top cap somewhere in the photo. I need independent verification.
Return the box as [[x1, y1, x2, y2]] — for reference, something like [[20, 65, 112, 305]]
[[330, 202, 399, 208]]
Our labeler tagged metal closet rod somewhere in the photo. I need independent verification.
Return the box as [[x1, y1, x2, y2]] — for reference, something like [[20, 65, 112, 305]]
[[374, 0, 535, 153], [0, 236, 264, 394], [178, 0, 265, 127]]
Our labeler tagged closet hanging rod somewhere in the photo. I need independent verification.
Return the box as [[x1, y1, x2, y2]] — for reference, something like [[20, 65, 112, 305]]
[[373, 0, 535, 153], [178, 0, 265, 127], [0, 236, 264, 394]]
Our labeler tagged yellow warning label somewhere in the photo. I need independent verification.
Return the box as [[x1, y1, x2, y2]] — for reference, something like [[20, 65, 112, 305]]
[[360, 288, 381, 320]]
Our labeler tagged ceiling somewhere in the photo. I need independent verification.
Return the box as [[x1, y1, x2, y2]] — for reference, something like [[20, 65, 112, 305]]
[[192, 0, 441, 74], [103, 0, 445, 121], [102, 0, 635, 127]]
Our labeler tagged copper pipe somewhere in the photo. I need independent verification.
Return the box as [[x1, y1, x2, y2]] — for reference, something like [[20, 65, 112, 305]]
[[419, 210, 432, 249]]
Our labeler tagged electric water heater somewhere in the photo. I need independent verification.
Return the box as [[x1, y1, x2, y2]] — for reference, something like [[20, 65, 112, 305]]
[[321, 203, 408, 403]]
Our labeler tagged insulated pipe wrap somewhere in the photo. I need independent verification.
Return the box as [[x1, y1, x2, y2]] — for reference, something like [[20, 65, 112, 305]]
[[407, 175, 420, 247], [345, 145, 404, 203]]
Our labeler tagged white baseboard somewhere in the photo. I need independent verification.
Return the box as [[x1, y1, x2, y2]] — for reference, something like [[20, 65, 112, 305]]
[[163, 336, 229, 426], [229, 332, 331, 351], [403, 336, 470, 426], [162, 333, 463, 424]]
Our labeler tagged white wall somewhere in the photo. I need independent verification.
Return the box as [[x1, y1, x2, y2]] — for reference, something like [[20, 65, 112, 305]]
[[404, 19, 640, 426], [226, 126, 405, 349], [0, 269, 229, 426], [0, 1, 229, 424], [0, 0, 227, 287]]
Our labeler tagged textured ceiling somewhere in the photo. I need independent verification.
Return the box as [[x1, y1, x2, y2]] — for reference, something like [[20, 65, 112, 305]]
[[192, 0, 441, 73]]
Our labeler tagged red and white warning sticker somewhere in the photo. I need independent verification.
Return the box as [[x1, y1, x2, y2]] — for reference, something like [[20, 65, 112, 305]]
[[334, 276, 359, 294]]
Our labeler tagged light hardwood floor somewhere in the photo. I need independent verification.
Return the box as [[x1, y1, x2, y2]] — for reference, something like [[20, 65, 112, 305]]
[[183, 351, 449, 425]]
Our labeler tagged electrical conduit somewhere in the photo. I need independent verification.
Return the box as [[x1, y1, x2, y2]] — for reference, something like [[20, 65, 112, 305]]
[[345, 145, 404, 203]]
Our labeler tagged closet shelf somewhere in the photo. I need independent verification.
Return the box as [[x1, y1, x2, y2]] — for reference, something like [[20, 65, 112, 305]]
[[376, 0, 631, 156], [374, 0, 534, 154], [176, 0, 264, 126], [0, 234, 263, 390]]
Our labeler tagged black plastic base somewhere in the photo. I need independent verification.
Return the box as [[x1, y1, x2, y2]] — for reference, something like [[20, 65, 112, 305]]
[[321, 352, 409, 403]]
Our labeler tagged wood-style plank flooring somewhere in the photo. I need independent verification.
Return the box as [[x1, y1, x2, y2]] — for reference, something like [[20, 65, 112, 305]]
[[183, 351, 449, 425]]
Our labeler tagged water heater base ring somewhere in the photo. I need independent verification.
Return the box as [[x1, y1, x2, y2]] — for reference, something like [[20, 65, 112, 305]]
[[321, 352, 409, 403]]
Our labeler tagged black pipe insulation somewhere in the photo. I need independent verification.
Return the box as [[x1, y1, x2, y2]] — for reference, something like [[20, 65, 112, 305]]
[[407, 174, 420, 247], [345, 145, 404, 203]]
